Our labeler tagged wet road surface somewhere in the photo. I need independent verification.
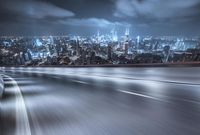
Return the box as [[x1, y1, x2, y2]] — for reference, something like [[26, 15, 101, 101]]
[[1, 67, 200, 135]]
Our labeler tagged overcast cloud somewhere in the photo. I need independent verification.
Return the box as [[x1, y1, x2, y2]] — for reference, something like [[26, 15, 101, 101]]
[[3, 0, 75, 19], [114, 0, 200, 19], [0, 0, 199, 36]]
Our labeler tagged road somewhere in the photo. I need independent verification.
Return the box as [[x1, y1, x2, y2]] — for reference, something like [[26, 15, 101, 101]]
[[1, 67, 200, 135]]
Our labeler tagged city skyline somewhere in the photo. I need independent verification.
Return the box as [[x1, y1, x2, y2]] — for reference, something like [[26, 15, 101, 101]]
[[0, 33, 199, 66], [1, 1, 200, 135], [0, 0, 200, 36]]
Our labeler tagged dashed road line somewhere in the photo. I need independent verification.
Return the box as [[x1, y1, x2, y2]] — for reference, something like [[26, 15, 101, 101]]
[[117, 89, 163, 101], [71, 80, 89, 85]]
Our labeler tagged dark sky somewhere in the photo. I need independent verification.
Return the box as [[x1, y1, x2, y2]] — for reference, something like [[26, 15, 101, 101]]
[[0, 0, 200, 36]]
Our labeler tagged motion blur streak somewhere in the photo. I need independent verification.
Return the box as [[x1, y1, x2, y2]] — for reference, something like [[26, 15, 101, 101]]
[[1, 67, 200, 135], [3, 75, 31, 135]]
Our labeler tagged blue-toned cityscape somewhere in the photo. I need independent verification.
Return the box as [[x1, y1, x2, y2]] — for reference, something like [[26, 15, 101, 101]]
[[1, 0, 200, 135], [1, 29, 200, 66]]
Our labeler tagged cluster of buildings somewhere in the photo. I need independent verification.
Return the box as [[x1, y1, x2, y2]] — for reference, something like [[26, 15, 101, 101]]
[[0, 29, 200, 66]]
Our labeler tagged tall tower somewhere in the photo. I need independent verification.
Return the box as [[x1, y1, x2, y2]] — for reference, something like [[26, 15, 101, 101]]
[[107, 44, 112, 60], [76, 37, 80, 56], [124, 28, 130, 55], [136, 35, 140, 50], [125, 28, 129, 38], [50, 35, 54, 45], [97, 30, 100, 44], [111, 29, 118, 42]]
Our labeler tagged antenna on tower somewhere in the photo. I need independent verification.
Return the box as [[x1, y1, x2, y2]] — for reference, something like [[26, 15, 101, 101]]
[[125, 28, 129, 36], [97, 30, 100, 44], [97, 30, 100, 37]]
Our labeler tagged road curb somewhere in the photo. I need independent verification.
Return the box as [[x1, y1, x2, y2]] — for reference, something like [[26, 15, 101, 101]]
[[0, 75, 4, 98]]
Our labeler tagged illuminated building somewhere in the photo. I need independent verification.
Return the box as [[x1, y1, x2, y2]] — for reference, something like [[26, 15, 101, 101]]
[[107, 44, 112, 60], [111, 29, 118, 42], [35, 39, 42, 46], [124, 28, 129, 55], [97, 30, 100, 44], [136, 35, 140, 49]]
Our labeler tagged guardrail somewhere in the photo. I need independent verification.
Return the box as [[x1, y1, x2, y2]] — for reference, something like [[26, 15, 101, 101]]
[[1, 62, 200, 68], [0, 75, 4, 98], [2, 66, 200, 86]]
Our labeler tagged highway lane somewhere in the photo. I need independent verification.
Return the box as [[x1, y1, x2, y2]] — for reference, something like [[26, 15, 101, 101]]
[[1, 67, 200, 135]]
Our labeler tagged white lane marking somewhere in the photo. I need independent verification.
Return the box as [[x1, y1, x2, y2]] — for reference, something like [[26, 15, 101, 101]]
[[4, 75, 31, 135], [72, 80, 89, 85], [0, 82, 4, 97], [117, 89, 162, 101], [52, 76, 61, 79], [118, 89, 200, 104]]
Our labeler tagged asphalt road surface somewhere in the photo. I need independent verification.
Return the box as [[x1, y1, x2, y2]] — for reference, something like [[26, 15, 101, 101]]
[[1, 67, 200, 135]]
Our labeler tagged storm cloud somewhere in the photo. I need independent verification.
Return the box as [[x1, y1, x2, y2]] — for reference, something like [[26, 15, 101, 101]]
[[114, 0, 200, 21], [0, 0, 199, 36], [61, 18, 130, 28], [2, 0, 75, 19]]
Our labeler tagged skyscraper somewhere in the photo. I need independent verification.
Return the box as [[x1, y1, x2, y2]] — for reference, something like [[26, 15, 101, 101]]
[[97, 30, 100, 44], [111, 29, 118, 42], [136, 35, 140, 49], [124, 28, 130, 55], [107, 44, 112, 60]]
